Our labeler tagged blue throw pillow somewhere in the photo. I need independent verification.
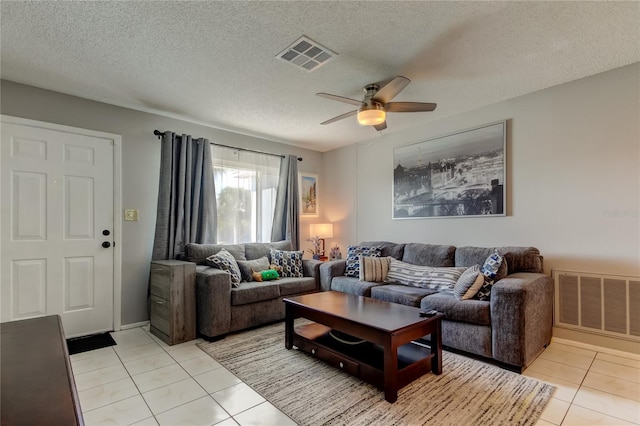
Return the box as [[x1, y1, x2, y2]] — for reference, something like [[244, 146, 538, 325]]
[[345, 245, 382, 277], [474, 251, 508, 301], [270, 249, 304, 278], [206, 248, 242, 287]]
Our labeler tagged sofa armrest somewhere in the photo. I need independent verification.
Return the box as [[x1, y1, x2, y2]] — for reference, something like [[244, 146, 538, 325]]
[[319, 260, 347, 292], [490, 272, 553, 369], [196, 266, 232, 339], [303, 259, 323, 291]]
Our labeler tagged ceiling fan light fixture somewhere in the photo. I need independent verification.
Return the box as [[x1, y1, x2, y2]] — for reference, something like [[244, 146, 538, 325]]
[[357, 102, 386, 126]]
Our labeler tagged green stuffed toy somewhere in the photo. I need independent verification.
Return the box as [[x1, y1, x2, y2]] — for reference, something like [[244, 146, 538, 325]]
[[251, 268, 279, 282]]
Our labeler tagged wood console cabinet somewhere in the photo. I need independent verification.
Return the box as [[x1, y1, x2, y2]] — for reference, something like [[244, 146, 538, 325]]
[[150, 260, 196, 345], [1, 315, 84, 425]]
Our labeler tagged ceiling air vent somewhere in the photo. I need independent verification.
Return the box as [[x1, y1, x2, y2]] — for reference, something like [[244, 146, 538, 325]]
[[276, 35, 337, 72]]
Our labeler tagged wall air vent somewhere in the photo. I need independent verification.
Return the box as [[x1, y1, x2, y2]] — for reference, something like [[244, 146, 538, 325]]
[[276, 35, 337, 72]]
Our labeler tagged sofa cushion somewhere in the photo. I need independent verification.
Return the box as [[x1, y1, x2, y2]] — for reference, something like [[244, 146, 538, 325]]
[[206, 249, 242, 287], [421, 292, 491, 325], [345, 245, 382, 277], [185, 243, 246, 265], [237, 256, 270, 282], [453, 265, 484, 300], [245, 240, 291, 261], [401, 243, 456, 267], [455, 246, 542, 274], [331, 276, 381, 297], [371, 285, 439, 307], [230, 281, 281, 306], [360, 241, 405, 260], [359, 256, 392, 282], [270, 249, 304, 278], [278, 277, 317, 296], [385, 259, 466, 290]]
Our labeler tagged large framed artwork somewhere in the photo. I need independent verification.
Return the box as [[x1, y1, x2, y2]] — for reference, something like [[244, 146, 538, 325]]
[[393, 121, 506, 219], [299, 172, 318, 216]]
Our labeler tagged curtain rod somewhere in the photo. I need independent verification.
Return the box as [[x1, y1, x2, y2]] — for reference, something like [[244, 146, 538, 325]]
[[153, 130, 302, 161]]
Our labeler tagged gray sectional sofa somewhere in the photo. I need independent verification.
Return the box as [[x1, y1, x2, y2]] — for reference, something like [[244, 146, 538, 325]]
[[183, 240, 321, 339], [319, 241, 553, 371]]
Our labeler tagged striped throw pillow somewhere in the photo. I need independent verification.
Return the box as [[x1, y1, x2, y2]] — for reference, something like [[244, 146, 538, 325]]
[[359, 256, 392, 282], [453, 265, 485, 300], [385, 258, 467, 290]]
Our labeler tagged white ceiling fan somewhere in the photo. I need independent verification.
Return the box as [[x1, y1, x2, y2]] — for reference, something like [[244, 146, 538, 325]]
[[317, 76, 437, 131]]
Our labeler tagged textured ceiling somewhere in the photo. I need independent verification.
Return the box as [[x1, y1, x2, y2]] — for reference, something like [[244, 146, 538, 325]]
[[2, 1, 639, 152]]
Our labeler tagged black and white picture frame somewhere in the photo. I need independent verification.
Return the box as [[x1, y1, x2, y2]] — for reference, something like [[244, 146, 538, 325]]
[[393, 121, 506, 219]]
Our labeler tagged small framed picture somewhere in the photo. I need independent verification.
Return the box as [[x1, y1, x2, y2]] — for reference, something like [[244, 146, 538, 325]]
[[299, 173, 318, 216]]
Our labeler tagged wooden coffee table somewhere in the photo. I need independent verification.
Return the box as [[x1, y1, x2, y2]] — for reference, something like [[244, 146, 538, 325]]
[[284, 291, 443, 403]]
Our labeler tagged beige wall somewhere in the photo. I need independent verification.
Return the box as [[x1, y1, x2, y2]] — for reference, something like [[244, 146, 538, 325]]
[[1, 80, 323, 326], [322, 64, 640, 350]]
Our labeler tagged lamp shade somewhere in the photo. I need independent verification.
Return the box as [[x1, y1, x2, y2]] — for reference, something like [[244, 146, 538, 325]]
[[310, 223, 334, 239], [357, 102, 386, 126]]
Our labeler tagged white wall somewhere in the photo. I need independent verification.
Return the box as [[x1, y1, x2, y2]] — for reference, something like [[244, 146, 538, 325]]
[[322, 64, 640, 350], [0, 80, 323, 326]]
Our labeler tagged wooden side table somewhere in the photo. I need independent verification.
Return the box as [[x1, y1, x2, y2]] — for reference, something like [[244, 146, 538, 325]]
[[149, 260, 196, 345]]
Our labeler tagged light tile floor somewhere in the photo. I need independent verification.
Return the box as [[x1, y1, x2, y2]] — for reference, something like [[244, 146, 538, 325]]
[[71, 324, 640, 425]]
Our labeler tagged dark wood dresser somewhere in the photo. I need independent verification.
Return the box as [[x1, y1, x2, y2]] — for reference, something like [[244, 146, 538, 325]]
[[1, 315, 84, 425]]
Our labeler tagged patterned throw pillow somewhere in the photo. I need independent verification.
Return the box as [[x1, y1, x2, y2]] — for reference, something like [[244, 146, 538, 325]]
[[453, 265, 485, 300], [345, 246, 382, 277], [474, 251, 508, 301], [270, 249, 304, 278], [359, 256, 392, 282], [236, 256, 270, 282], [384, 258, 466, 290], [206, 248, 242, 287]]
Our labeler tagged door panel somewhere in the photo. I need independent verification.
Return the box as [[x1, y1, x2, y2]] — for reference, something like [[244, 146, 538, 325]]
[[1, 122, 114, 337]]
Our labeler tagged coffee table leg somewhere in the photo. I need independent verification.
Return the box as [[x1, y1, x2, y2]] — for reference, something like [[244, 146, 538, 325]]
[[383, 337, 398, 403], [285, 304, 293, 350], [431, 318, 443, 374]]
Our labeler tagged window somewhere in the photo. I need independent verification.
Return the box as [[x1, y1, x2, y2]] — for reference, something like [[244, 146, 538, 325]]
[[211, 146, 280, 244]]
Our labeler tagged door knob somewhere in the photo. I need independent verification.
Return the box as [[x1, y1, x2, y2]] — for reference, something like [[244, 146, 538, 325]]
[[103, 230, 110, 236], [102, 241, 111, 248]]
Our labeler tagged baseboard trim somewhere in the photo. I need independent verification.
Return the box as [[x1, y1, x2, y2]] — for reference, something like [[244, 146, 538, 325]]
[[119, 320, 150, 331], [551, 336, 640, 360]]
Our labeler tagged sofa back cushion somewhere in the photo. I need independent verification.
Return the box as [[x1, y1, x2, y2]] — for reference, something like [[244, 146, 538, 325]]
[[455, 246, 543, 274], [401, 243, 456, 267], [184, 243, 246, 265], [359, 241, 405, 260], [244, 240, 291, 261]]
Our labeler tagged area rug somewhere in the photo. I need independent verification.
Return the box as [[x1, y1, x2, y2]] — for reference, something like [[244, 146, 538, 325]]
[[198, 321, 554, 426]]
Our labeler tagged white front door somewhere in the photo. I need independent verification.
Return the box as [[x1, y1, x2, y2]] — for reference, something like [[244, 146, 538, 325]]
[[1, 120, 115, 337]]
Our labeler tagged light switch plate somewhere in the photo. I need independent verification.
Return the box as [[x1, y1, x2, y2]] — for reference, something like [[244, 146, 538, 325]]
[[124, 209, 139, 221]]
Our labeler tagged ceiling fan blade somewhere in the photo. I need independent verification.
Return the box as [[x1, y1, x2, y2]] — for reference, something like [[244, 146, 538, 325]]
[[316, 92, 363, 106], [373, 76, 411, 103], [374, 121, 387, 131], [385, 102, 437, 112], [320, 109, 358, 125]]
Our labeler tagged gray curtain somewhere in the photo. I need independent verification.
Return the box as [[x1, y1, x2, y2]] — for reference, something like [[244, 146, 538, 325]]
[[152, 132, 217, 260], [271, 155, 299, 249]]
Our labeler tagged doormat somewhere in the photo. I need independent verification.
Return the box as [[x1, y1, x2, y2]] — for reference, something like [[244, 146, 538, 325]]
[[67, 332, 116, 355]]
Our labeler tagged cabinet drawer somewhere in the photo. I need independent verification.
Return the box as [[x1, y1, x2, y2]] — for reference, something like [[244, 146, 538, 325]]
[[317, 347, 360, 376], [150, 295, 170, 335], [150, 265, 171, 299], [295, 338, 360, 376]]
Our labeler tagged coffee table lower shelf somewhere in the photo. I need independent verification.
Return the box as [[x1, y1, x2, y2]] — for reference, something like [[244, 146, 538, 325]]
[[292, 322, 434, 392]]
